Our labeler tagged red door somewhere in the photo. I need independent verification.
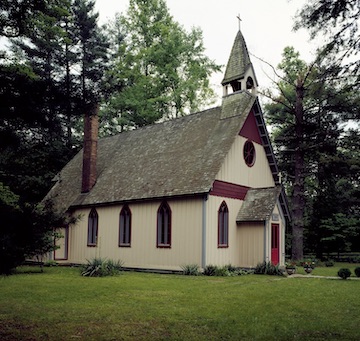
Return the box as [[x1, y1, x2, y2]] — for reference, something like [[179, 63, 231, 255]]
[[271, 224, 279, 265]]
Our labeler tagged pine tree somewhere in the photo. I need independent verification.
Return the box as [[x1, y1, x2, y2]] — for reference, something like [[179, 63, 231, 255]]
[[264, 46, 359, 259]]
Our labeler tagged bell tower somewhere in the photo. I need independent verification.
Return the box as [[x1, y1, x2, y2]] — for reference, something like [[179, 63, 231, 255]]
[[221, 28, 258, 96]]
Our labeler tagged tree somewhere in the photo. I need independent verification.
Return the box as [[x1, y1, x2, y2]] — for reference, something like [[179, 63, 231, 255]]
[[101, 0, 220, 132], [0, 182, 69, 274], [264, 46, 359, 259], [0, 0, 109, 272], [0, 0, 48, 38], [72, 0, 109, 107], [295, 0, 360, 114]]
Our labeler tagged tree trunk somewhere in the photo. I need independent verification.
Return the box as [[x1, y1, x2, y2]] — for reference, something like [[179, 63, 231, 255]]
[[291, 76, 305, 260]]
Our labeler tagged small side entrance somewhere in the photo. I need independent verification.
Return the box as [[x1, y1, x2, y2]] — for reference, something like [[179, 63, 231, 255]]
[[54, 226, 69, 260], [271, 224, 279, 265]]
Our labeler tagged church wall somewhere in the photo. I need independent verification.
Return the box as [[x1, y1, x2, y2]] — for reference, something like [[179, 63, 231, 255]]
[[205, 195, 243, 267], [237, 222, 265, 268], [215, 135, 275, 188], [64, 198, 203, 270]]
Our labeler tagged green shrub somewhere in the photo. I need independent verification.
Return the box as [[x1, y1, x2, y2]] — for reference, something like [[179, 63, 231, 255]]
[[203, 265, 217, 276], [254, 261, 284, 276], [225, 264, 237, 272], [214, 266, 230, 276], [44, 260, 58, 267], [337, 268, 351, 280], [181, 264, 200, 276], [81, 258, 123, 277], [354, 267, 360, 278], [325, 260, 334, 267]]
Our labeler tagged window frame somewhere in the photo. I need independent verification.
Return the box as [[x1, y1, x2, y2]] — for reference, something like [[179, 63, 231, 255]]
[[156, 201, 172, 248], [119, 205, 132, 247], [243, 140, 256, 167], [87, 208, 98, 247], [218, 201, 229, 248]]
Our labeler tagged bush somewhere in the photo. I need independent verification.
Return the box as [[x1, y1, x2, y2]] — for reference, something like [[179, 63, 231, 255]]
[[181, 264, 200, 276], [354, 267, 360, 278], [214, 266, 230, 277], [337, 268, 351, 280], [325, 260, 334, 267], [81, 258, 123, 277], [254, 261, 284, 276], [203, 265, 217, 276]]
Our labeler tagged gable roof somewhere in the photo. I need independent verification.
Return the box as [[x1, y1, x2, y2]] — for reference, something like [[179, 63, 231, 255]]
[[46, 91, 256, 214], [236, 186, 282, 222]]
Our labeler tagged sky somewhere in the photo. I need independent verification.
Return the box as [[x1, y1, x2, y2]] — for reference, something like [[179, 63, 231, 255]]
[[95, 0, 319, 99]]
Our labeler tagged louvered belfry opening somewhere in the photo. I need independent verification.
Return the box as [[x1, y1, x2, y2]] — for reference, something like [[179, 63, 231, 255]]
[[81, 103, 99, 193]]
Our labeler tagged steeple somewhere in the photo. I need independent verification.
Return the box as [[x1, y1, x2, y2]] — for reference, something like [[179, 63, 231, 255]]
[[221, 29, 258, 96]]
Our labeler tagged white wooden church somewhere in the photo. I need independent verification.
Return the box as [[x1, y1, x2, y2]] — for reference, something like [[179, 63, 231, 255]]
[[45, 29, 290, 271]]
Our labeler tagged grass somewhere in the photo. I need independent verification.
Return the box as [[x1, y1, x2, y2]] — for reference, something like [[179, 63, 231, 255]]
[[0, 264, 359, 340], [296, 262, 360, 277]]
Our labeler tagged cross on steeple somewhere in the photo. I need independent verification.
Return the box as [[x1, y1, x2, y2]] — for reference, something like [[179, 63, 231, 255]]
[[236, 14, 242, 30]]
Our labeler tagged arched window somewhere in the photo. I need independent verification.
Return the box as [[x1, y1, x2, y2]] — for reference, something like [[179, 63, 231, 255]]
[[119, 205, 131, 247], [87, 208, 98, 246], [218, 201, 229, 248], [246, 76, 254, 90], [157, 201, 171, 248]]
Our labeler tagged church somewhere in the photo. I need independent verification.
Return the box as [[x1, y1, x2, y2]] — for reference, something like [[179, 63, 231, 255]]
[[45, 29, 290, 271]]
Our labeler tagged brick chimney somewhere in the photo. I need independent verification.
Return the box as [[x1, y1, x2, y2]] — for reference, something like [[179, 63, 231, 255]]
[[81, 103, 99, 193]]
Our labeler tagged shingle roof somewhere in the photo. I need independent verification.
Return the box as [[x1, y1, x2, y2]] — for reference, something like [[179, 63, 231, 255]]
[[236, 186, 282, 222], [46, 91, 256, 213], [222, 30, 252, 85]]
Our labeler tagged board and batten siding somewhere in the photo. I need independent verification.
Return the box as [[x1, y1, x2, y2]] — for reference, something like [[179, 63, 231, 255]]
[[237, 222, 265, 268], [65, 198, 203, 270], [205, 195, 243, 267], [216, 135, 275, 188]]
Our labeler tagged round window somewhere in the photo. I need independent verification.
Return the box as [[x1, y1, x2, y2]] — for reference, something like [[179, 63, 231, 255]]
[[243, 140, 256, 167]]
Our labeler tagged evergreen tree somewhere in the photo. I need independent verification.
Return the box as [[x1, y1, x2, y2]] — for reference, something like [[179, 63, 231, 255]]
[[72, 0, 109, 108], [264, 46, 359, 259]]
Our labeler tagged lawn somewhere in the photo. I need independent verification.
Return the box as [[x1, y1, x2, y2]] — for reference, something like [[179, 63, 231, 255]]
[[0, 265, 359, 340]]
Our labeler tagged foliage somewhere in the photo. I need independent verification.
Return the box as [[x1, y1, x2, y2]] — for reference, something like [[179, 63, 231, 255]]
[[337, 268, 351, 279], [81, 258, 124, 277], [181, 264, 200, 276], [264, 45, 360, 260], [203, 264, 217, 276], [302, 261, 316, 269], [0, 185, 69, 274], [295, 0, 360, 83], [254, 261, 284, 276], [320, 213, 360, 255], [100, 0, 220, 133], [355, 267, 360, 277], [325, 260, 335, 267], [0, 0, 50, 38], [285, 261, 296, 269]]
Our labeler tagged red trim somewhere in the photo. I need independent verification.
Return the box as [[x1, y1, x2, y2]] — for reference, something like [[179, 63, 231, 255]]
[[210, 180, 249, 200], [119, 205, 132, 247], [239, 109, 262, 145], [218, 201, 229, 248], [156, 201, 172, 248], [54, 226, 69, 260]]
